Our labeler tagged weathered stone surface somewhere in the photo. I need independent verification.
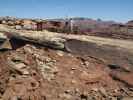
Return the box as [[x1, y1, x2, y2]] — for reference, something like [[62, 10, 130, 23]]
[[122, 97, 133, 100], [2, 77, 46, 100], [0, 18, 133, 100], [15, 25, 22, 30], [0, 39, 12, 49], [79, 71, 103, 83], [0, 32, 7, 39], [0, 44, 133, 100], [110, 72, 133, 87]]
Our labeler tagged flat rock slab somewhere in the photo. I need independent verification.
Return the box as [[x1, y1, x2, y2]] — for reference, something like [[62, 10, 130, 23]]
[[65, 39, 133, 71]]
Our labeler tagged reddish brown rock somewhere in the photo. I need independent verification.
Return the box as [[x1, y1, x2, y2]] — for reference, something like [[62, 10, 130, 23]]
[[79, 70, 104, 83], [2, 77, 46, 100], [110, 71, 133, 87]]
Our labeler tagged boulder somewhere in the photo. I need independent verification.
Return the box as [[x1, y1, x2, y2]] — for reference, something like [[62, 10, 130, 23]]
[[15, 25, 22, 30]]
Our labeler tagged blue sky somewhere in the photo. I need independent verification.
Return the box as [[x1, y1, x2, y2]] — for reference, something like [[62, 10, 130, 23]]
[[0, 0, 133, 22]]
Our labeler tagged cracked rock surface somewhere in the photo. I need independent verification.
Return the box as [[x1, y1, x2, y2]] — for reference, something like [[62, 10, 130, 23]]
[[0, 44, 133, 100]]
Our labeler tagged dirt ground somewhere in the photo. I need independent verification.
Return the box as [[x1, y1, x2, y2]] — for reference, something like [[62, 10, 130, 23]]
[[0, 44, 133, 100]]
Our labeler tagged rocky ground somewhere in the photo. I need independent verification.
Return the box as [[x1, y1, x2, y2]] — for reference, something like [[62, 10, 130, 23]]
[[0, 23, 133, 100], [0, 44, 133, 100]]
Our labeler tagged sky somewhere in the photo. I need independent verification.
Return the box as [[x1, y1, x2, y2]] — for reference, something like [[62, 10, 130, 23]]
[[0, 0, 133, 22]]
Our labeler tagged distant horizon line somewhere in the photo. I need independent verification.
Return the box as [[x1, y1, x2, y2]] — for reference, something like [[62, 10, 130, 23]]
[[0, 15, 132, 23]]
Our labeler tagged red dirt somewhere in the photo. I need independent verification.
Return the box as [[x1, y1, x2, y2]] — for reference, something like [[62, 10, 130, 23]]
[[0, 44, 133, 100]]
